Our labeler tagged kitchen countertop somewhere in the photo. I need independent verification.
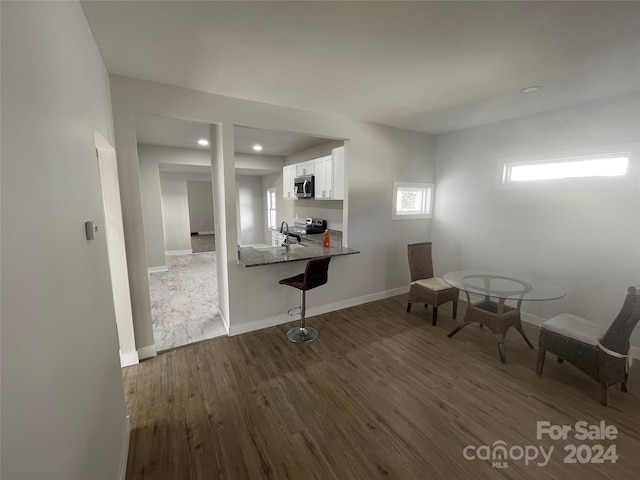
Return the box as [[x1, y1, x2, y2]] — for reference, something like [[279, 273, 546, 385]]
[[238, 241, 359, 267]]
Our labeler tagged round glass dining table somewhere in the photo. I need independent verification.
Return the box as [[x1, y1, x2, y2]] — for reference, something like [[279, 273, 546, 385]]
[[442, 270, 565, 363]]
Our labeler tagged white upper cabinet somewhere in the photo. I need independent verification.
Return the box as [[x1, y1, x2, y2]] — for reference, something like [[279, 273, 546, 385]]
[[313, 155, 333, 199], [282, 146, 345, 200], [331, 146, 345, 200], [283, 164, 296, 199], [296, 161, 314, 176], [313, 147, 345, 200]]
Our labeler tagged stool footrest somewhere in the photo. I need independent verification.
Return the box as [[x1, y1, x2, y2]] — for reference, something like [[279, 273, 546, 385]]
[[287, 306, 301, 316]]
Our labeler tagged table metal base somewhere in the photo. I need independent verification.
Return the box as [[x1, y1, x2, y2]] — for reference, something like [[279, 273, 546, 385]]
[[448, 298, 533, 363]]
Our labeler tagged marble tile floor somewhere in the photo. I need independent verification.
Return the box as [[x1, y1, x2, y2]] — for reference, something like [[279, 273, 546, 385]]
[[149, 252, 226, 352], [191, 233, 215, 253]]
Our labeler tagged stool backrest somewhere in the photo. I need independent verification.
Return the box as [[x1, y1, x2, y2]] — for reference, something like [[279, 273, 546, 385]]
[[407, 242, 434, 282], [304, 256, 331, 290], [601, 286, 640, 355]]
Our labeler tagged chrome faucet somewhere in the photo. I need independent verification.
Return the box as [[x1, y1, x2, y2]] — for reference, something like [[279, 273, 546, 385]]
[[280, 221, 290, 251]]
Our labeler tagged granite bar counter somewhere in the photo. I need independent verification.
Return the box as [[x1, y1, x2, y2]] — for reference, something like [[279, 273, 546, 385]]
[[238, 242, 359, 267]]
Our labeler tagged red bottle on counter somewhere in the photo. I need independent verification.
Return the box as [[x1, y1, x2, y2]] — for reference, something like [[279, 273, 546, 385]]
[[323, 230, 331, 247]]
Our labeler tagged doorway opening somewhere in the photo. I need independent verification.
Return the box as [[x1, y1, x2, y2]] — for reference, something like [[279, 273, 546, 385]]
[[136, 115, 225, 352], [94, 130, 138, 366]]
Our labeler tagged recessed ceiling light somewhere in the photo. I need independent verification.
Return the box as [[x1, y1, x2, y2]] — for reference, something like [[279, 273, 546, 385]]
[[198, 139, 209, 146], [253, 144, 263, 152], [520, 86, 542, 94]]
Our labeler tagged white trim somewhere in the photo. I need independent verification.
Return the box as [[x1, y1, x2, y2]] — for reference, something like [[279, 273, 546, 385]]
[[520, 311, 546, 328], [118, 416, 131, 480], [148, 265, 168, 275], [218, 306, 230, 334], [228, 286, 409, 336], [137, 344, 157, 360], [222, 287, 640, 360], [119, 350, 139, 368], [165, 249, 192, 256], [194, 231, 215, 235]]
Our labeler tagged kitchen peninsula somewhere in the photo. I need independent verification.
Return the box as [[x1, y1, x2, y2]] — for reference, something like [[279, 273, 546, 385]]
[[238, 241, 359, 267]]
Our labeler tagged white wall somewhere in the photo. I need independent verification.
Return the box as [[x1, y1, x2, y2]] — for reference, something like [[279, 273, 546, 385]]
[[138, 148, 166, 269], [160, 173, 194, 253], [236, 175, 266, 245], [188, 181, 215, 233], [138, 144, 211, 268], [432, 93, 640, 349], [110, 76, 436, 338], [235, 152, 284, 175], [1, 2, 129, 478], [285, 140, 344, 165]]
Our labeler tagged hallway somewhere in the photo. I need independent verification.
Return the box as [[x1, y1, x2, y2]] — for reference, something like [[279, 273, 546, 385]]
[[148, 252, 226, 351]]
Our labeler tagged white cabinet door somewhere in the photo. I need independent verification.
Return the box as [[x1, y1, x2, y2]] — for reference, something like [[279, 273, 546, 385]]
[[282, 165, 296, 199], [296, 161, 314, 177], [313, 155, 333, 200], [272, 232, 284, 246], [313, 148, 344, 200], [331, 146, 345, 200]]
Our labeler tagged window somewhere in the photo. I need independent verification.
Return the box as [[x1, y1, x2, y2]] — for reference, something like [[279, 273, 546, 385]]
[[392, 182, 433, 220], [503, 154, 629, 184], [266, 188, 276, 229]]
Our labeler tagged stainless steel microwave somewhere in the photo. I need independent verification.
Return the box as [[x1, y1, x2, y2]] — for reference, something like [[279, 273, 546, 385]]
[[294, 175, 314, 199]]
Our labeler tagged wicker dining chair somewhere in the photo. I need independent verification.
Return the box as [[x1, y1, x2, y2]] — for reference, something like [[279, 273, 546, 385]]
[[407, 242, 458, 326], [536, 286, 640, 406]]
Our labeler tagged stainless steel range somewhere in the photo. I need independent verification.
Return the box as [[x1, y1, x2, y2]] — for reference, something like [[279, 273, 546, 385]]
[[303, 217, 327, 234]]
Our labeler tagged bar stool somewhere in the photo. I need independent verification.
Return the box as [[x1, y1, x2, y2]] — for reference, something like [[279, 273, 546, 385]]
[[279, 256, 331, 343]]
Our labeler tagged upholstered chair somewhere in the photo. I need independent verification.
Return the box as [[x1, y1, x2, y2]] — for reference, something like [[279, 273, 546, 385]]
[[537, 286, 640, 405]]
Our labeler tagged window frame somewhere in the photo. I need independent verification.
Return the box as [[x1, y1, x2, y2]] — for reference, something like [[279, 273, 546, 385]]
[[392, 181, 434, 220]]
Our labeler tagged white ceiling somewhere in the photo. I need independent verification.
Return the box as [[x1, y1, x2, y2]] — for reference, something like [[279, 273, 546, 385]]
[[135, 115, 331, 155], [83, 1, 640, 134]]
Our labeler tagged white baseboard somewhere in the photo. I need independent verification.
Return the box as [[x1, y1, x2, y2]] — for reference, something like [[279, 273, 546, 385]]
[[462, 293, 640, 360], [148, 265, 168, 275], [119, 350, 139, 368], [137, 344, 157, 360], [165, 249, 192, 256], [118, 416, 131, 480], [520, 311, 546, 328], [218, 287, 640, 361], [228, 286, 409, 336]]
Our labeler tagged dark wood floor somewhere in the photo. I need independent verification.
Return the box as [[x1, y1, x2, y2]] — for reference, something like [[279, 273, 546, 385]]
[[122, 295, 640, 479]]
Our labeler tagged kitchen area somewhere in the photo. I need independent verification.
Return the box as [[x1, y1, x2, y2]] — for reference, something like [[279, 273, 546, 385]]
[[235, 128, 358, 268]]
